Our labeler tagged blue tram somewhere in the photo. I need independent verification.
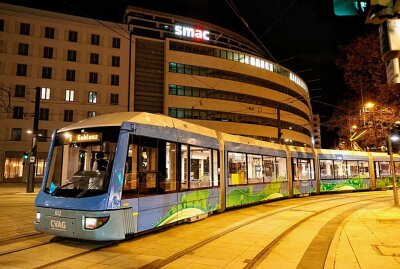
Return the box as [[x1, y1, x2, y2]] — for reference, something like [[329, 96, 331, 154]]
[[34, 112, 400, 240]]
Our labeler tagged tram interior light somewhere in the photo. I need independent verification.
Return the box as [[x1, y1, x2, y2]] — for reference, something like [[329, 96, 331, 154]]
[[84, 216, 109, 230]]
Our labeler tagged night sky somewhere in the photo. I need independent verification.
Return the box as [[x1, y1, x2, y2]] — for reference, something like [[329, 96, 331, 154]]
[[1, 0, 371, 147]]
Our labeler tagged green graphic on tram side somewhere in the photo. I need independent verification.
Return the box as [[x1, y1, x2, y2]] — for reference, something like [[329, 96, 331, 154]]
[[376, 177, 400, 189], [226, 182, 287, 207], [155, 190, 218, 227], [320, 178, 369, 192], [293, 185, 316, 195]]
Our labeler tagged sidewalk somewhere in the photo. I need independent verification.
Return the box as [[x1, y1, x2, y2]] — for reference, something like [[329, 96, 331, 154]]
[[0, 183, 39, 241], [325, 193, 400, 269]]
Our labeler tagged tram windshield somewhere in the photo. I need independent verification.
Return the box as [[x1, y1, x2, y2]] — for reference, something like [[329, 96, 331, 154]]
[[45, 127, 119, 198]]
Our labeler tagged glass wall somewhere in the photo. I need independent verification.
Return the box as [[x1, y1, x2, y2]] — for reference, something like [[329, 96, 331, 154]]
[[122, 134, 219, 198], [375, 161, 400, 177], [169, 41, 307, 90], [4, 158, 23, 179], [228, 151, 287, 186], [293, 158, 314, 181], [320, 159, 370, 179]]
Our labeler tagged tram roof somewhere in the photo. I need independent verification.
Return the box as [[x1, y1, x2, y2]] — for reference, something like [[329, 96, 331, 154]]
[[58, 112, 218, 138], [315, 148, 370, 157], [220, 133, 286, 151]]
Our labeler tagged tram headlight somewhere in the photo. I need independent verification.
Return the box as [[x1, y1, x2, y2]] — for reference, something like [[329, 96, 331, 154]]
[[35, 212, 41, 223], [84, 216, 109, 230]]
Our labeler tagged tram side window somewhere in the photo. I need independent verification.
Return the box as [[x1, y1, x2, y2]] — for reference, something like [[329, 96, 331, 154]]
[[47, 145, 63, 189], [375, 161, 391, 178], [334, 160, 347, 179], [138, 137, 158, 196], [263, 156, 275, 183], [180, 144, 189, 191], [358, 161, 369, 178], [396, 162, 400, 176], [212, 149, 219, 187], [190, 146, 212, 189], [275, 157, 287, 182], [347, 161, 359, 178], [293, 158, 314, 181], [320, 160, 334, 179], [228, 152, 247, 185], [158, 141, 177, 193], [247, 154, 263, 184]]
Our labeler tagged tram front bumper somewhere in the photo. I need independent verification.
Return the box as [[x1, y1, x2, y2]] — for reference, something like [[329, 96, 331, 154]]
[[34, 207, 126, 241]]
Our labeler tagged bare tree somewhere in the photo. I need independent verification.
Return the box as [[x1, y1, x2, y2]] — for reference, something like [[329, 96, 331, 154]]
[[330, 29, 400, 150]]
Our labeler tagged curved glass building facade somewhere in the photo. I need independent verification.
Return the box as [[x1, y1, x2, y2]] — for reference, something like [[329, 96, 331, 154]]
[[125, 7, 313, 147]]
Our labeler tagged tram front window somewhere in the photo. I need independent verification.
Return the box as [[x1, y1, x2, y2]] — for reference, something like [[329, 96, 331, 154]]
[[45, 128, 118, 198]]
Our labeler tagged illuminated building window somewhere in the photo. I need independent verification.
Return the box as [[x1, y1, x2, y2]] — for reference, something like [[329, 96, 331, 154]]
[[40, 87, 50, 99], [4, 158, 23, 179], [87, 111, 96, 118], [65, 89, 74, 102], [35, 158, 46, 176], [88, 91, 97, 103]]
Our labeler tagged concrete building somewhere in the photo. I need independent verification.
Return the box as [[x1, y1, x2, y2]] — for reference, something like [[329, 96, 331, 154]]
[[313, 114, 321, 148], [0, 3, 314, 182]]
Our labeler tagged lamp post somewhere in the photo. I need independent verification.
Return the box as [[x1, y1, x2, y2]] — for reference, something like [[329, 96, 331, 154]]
[[127, 30, 132, 112], [27, 87, 40, 193], [388, 128, 399, 207]]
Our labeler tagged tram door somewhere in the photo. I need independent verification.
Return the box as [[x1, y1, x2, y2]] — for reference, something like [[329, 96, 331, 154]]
[[138, 146, 157, 194]]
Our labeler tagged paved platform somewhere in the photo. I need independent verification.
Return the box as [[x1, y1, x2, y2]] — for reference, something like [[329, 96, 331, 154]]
[[1, 184, 400, 268]]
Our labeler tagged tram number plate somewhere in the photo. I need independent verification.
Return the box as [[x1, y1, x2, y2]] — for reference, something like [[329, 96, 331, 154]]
[[54, 210, 62, 217], [46, 217, 74, 234]]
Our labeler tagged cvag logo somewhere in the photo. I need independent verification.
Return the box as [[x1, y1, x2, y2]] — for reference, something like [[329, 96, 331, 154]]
[[50, 219, 67, 230]]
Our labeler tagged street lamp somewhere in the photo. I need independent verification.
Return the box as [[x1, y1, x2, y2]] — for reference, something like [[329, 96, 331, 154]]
[[362, 101, 375, 127]]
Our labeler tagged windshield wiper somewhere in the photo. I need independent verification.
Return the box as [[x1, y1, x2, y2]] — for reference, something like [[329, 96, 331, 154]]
[[76, 177, 102, 198], [51, 177, 90, 196]]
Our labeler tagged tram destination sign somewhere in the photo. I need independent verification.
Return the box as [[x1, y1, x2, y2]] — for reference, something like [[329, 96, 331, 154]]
[[71, 133, 102, 143]]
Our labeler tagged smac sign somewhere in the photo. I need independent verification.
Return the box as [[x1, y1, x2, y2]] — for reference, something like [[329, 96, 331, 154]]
[[174, 25, 210, 41]]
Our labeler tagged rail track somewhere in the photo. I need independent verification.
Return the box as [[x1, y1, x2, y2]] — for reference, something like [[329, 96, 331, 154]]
[[0, 193, 393, 269]]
